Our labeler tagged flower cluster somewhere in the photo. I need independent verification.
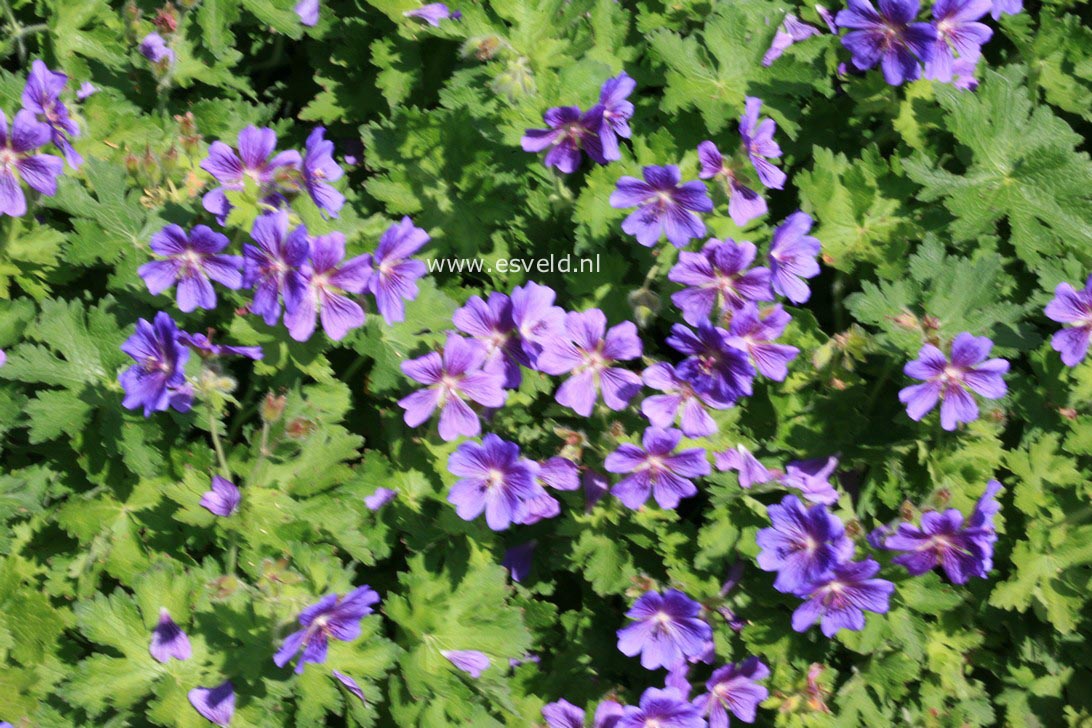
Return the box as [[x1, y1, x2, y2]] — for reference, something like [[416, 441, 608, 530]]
[[521, 72, 635, 173]]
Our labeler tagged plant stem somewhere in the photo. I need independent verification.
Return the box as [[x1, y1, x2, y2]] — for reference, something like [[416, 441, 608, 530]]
[[208, 407, 231, 477]]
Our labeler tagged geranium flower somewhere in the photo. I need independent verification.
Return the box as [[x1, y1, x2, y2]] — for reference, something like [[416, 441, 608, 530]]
[[898, 332, 1008, 430], [616, 590, 712, 670], [610, 164, 713, 248], [274, 586, 380, 673]]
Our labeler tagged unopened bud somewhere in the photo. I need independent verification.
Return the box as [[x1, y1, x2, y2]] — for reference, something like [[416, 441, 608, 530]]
[[285, 418, 316, 439], [262, 393, 286, 423], [892, 311, 918, 329], [153, 5, 179, 33]]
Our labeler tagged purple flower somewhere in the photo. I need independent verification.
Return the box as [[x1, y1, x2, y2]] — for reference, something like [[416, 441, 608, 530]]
[[538, 456, 580, 490], [285, 232, 371, 341], [610, 165, 714, 248], [1045, 276, 1092, 366], [242, 211, 310, 327], [714, 444, 772, 488], [149, 608, 191, 662], [739, 97, 786, 190], [511, 281, 566, 364], [589, 72, 636, 161], [274, 586, 380, 673], [606, 427, 710, 510], [764, 15, 823, 66], [296, 0, 319, 25], [188, 681, 235, 727], [200, 126, 301, 222], [619, 687, 704, 728], [366, 217, 429, 324], [0, 109, 63, 217], [521, 106, 606, 174], [302, 127, 344, 217], [780, 456, 840, 504], [792, 559, 894, 636], [836, 0, 937, 85], [727, 304, 799, 381], [0, 349, 5, 367], [139, 33, 176, 65], [77, 82, 98, 100], [617, 590, 713, 670], [447, 434, 545, 530], [989, 0, 1021, 18], [967, 479, 1002, 573], [399, 335, 507, 441], [756, 495, 854, 593], [883, 509, 988, 583], [641, 362, 719, 437], [138, 224, 243, 312], [199, 475, 241, 517], [668, 239, 773, 326], [951, 53, 980, 90], [697, 141, 768, 227], [898, 332, 1009, 430], [768, 212, 821, 304], [405, 2, 461, 25], [536, 309, 642, 417], [332, 671, 365, 703], [119, 312, 193, 417], [21, 60, 81, 168], [543, 699, 586, 728], [454, 292, 524, 389], [925, 0, 992, 82], [667, 321, 755, 407], [503, 541, 536, 582], [441, 649, 490, 677], [517, 492, 561, 525], [693, 657, 770, 726], [364, 487, 398, 511], [584, 469, 610, 510], [178, 331, 263, 361]]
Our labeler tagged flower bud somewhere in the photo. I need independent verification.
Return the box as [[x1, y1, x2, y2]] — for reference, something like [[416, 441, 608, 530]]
[[261, 393, 286, 424]]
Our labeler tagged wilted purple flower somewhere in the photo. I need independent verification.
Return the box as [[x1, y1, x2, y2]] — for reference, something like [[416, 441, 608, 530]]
[[967, 479, 1002, 572], [739, 97, 786, 190], [836, 0, 937, 85], [77, 82, 98, 100], [697, 141, 767, 227], [792, 559, 894, 636], [610, 165, 714, 248], [667, 321, 755, 407], [521, 106, 606, 174], [780, 456, 840, 504], [768, 212, 821, 304], [668, 239, 773, 326], [454, 292, 525, 389], [242, 211, 310, 327], [364, 487, 397, 511], [447, 433, 545, 530], [285, 232, 371, 341], [607, 427, 710, 510], [714, 444, 772, 488], [925, 0, 992, 82], [0, 110, 63, 217], [584, 469, 610, 510], [764, 15, 822, 65], [641, 362, 718, 437], [178, 331, 263, 361], [818, 4, 839, 31], [332, 671, 365, 703], [21, 60, 81, 167], [399, 335, 506, 441], [150, 608, 192, 662], [538, 456, 580, 490], [589, 72, 636, 161], [989, 0, 1021, 18], [139, 33, 175, 66], [274, 586, 380, 673], [442, 649, 490, 677], [365, 217, 429, 324], [200, 126, 301, 222], [296, 0, 319, 25], [302, 127, 344, 217], [511, 281, 566, 364], [617, 589, 712, 670], [727, 304, 799, 381], [619, 687, 704, 728], [138, 224, 242, 312], [119, 312, 193, 417], [188, 681, 235, 727], [693, 657, 770, 726], [537, 309, 642, 417], [1045, 276, 1092, 366], [898, 332, 1009, 430], [199, 475, 241, 517], [503, 541, 536, 582], [756, 495, 854, 593]]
